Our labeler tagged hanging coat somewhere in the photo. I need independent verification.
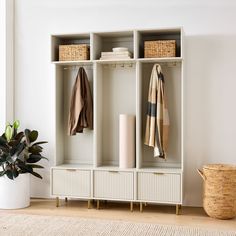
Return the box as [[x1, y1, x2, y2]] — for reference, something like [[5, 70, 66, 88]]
[[144, 64, 170, 159], [68, 67, 93, 135]]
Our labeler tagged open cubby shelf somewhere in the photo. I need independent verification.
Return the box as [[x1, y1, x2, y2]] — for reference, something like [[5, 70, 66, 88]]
[[51, 28, 183, 62], [51, 28, 184, 208]]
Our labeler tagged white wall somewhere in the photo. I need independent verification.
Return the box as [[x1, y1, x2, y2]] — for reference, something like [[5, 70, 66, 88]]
[[0, 0, 14, 132], [14, 0, 236, 206]]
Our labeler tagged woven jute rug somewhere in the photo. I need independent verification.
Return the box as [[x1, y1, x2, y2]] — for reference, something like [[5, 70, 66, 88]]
[[0, 213, 235, 236]]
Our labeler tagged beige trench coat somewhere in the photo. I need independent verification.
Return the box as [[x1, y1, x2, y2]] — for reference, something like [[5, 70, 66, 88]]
[[68, 67, 93, 135]]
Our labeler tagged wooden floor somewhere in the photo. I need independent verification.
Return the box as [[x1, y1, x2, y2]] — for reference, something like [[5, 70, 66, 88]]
[[1, 199, 235, 232]]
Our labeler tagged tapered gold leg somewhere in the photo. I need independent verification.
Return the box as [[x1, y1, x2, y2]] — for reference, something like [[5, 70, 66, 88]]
[[176, 204, 181, 215], [140, 202, 143, 212], [56, 197, 59, 207], [130, 202, 133, 212], [144, 202, 147, 207], [88, 200, 91, 209], [65, 197, 68, 203], [97, 200, 100, 210]]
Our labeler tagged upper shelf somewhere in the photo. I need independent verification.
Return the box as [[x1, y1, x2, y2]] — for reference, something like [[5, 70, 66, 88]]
[[51, 28, 183, 62], [52, 60, 93, 66], [52, 57, 183, 67]]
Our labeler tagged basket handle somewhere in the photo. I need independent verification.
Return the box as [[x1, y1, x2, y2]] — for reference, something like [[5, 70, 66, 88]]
[[197, 169, 206, 181]]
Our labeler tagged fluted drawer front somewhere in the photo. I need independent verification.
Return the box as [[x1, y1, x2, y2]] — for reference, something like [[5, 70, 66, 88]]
[[94, 170, 134, 200], [138, 172, 181, 203], [52, 169, 91, 197]]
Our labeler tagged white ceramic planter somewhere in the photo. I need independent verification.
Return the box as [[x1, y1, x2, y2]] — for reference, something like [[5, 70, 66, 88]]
[[0, 173, 30, 209]]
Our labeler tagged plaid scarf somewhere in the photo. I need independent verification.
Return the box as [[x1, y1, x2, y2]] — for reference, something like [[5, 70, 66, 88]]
[[144, 64, 170, 159]]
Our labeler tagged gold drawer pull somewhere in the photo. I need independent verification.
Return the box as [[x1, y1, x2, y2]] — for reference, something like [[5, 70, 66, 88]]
[[108, 170, 119, 173], [154, 172, 164, 175], [66, 169, 76, 172]]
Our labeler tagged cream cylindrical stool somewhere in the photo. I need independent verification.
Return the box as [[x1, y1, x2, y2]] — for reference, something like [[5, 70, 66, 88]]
[[119, 114, 135, 169], [198, 164, 236, 219]]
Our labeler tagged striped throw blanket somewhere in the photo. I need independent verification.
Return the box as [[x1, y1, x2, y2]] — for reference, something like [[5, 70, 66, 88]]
[[144, 64, 170, 159]]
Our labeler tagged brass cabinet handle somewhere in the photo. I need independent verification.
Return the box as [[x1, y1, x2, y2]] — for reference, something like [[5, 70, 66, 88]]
[[66, 169, 76, 172], [108, 170, 119, 173], [153, 172, 164, 175]]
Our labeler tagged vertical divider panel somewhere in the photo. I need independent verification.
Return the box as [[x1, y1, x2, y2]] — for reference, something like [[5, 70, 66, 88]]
[[133, 30, 139, 59], [134, 169, 137, 201], [90, 33, 94, 61], [180, 27, 184, 59], [55, 66, 64, 166], [181, 28, 184, 203], [94, 62, 103, 167], [93, 62, 97, 168], [91, 169, 94, 198], [136, 61, 142, 169], [51, 36, 60, 62], [91, 33, 102, 60]]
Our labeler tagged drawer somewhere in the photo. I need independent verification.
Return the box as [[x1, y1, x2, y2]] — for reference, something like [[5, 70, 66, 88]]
[[94, 170, 134, 200], [138, 172, 181, 203], [52, 168, 91, 197]]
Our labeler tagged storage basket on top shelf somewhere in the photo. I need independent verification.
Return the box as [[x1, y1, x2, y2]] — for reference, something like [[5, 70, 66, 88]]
[[144, 40, 176, 58], [198, 164, 236, 219], [59, 44, 90, 61]]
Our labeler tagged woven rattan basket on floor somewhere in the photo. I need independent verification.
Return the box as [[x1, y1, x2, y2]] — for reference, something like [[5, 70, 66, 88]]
[[198, 164, 236, 219], [144, 40, 176, 58], [59, 44, 90, 61]]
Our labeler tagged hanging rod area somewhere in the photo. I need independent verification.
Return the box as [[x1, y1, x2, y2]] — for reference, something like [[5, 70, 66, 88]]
[[54, 58, 182, 70]]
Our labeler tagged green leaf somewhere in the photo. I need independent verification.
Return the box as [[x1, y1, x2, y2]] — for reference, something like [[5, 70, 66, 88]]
[[27, 154, 42, 163], [10, 142, 24, 157], [18, 162, 33, 172], [28, 145, 42, 154], [6, 170, 14, 180], [31, 171, 42, 179], [14, 132, 24, 142], [17, 161, 42, 179], [28, 130, 38, 143], [32, 141, 48, 146], [13, 120, 20, 129], [24, 129, 31, 144], [16, 143, 25, 156], [12, 169, 19, 178], [8, 140, 18, 147], [5, 125, 13, 142], [0, 136, 7, 146], [27, 164, 44, 169]]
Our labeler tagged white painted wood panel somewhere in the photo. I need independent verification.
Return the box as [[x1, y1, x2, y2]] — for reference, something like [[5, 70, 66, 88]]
[[140, 63, 182, 168], [51, 28, 183, 206], [138, 172, 181, 203], [94, 170, 134, 200], [52, 169, 91, 197], [97, 65, 136, 166], [63, 66, 94, 165]]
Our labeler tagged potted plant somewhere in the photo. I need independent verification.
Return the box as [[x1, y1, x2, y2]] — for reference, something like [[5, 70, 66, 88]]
[[0, 120, 47, 209]]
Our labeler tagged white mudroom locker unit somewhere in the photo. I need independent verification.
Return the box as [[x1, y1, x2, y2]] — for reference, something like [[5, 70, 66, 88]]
[[50, 27, 184, 214]]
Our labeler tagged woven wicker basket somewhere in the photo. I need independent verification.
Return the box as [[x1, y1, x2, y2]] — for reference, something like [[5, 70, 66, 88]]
[[59, 44, 90, 61], [198, 164, 236, 219], [144, 40, 176, 58]]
